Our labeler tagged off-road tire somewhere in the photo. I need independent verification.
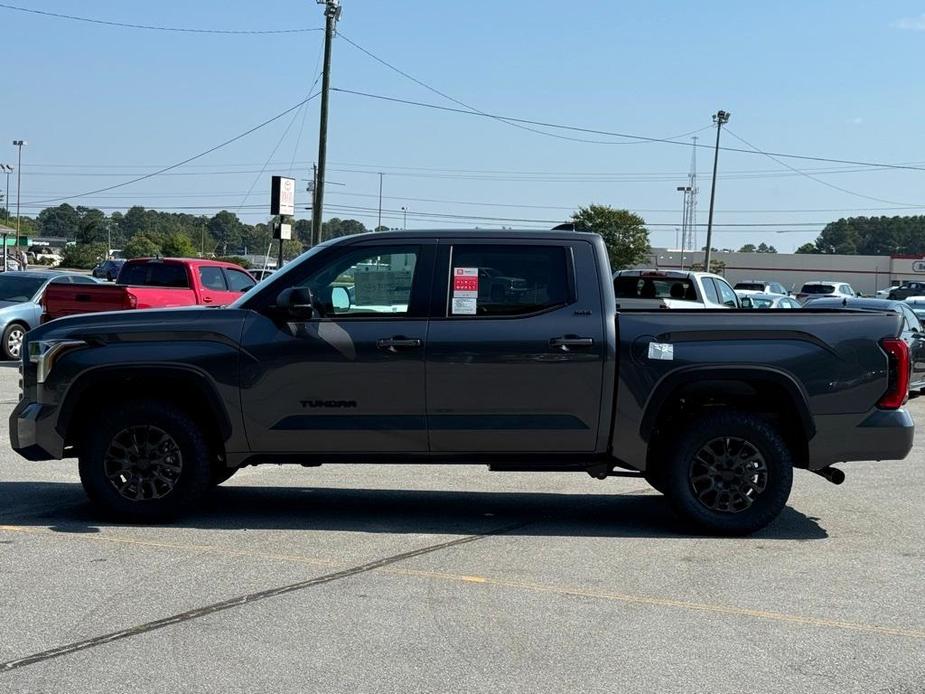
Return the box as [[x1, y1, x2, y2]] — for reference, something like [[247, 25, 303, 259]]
[[79, 401, 212, 522], [662, 411, 794, 536]]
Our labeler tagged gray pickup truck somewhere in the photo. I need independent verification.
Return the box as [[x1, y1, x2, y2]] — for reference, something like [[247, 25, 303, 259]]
[[10, 230, 915, 534]]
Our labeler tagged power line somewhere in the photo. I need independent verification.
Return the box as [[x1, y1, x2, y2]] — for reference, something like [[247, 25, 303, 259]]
[[0, 3, 322, 35], [332, 87, 925, 173], [723, 127, 921, 207], [337, 31, 712, 147], [28, 92, 321, 207]]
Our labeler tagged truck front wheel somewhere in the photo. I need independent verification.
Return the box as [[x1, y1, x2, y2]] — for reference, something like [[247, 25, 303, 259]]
[[79, 401, 212, 522], [662, 411, 794, 536]]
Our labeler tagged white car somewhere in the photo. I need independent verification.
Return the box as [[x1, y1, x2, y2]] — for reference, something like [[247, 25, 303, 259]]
[[613, 269, 740, 309], [736, 290, 802, 309], [795, 280, 857, 305]]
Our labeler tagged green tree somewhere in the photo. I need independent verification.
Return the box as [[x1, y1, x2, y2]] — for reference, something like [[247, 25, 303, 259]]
[[571, 205, 649, 270], [36, 204, 79, 237], [124, 234, 161, 259], [75, 207, 108, 244], [293, 219, 313, 245], [161, 232, 196, 258], [738, 244, 757, 253], [322, 218, 367, 240], [814, 219, 859, 254], [795, 243, 817, 254], [756, 242, 777, 253], [208, 210, 242, 255], [61, 242, 108, 270]]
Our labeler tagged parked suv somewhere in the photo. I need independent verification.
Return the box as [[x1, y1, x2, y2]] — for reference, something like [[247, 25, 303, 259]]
[[796, 281, 857, 304], [733, 280, 788, 295], [92, 259, 125, 282]]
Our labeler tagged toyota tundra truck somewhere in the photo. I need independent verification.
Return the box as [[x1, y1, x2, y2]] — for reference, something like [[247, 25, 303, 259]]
[[10, 230, 914, 535]]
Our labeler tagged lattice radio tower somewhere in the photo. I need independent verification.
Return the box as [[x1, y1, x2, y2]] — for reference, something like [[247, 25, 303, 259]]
[[676, 136, 698, 252]]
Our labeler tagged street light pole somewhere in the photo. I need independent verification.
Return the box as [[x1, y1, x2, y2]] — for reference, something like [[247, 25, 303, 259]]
[[704, 111, 729, 273], [377, 172, 383, 230], [310, 0, 341, 247], [12, 141, 26, 257]]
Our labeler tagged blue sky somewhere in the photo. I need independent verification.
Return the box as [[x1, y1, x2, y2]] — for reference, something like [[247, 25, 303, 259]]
[[2, 0, 925, 251]]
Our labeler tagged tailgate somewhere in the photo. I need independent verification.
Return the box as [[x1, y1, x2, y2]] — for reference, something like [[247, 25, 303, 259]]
[[125, 286, 198, 309], [42, 283, 132, 321]]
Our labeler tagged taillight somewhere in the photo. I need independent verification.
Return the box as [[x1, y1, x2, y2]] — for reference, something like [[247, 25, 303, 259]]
[[878, 338, 910, 409]]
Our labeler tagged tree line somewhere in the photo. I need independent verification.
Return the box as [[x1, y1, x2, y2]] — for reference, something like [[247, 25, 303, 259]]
[[0, 203, 380, 268], [796, 216, 925, 256]]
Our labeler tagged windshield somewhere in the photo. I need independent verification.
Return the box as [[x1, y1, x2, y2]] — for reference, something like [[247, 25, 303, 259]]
[[614, 276, 696, 301], [734, 282, 765, 291], [0, 275, 46, 302], [750, 296, 775, 308], [801, 284, 835, 294]]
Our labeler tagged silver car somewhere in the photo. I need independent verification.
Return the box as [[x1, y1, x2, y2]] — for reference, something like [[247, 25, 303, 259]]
[[0, 271, 100, 360]]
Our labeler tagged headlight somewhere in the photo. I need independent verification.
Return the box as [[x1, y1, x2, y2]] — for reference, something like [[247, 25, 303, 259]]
[[28, 340, 85, 384]]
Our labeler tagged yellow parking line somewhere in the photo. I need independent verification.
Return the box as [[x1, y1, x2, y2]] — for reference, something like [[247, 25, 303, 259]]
[[0, 524, 340, 569], [2, 523, 923, 640]]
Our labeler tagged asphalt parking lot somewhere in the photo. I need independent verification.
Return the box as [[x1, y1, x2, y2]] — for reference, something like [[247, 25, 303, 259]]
[[0, 364, 922, 693]]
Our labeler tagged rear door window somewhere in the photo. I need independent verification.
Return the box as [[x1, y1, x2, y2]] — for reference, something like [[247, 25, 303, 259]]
[[199, 266, 227, 291], [448, 245, 570, 316], [701, 277, 720, 304]]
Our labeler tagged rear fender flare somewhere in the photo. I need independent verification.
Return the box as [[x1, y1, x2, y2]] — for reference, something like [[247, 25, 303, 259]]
[[639, 365, 815, 442]]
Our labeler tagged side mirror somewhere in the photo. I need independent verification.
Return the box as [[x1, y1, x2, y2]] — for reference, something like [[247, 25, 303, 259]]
[[275, 287, 316, 320], [740, 296, 753, 309], [331, 286, 351, 310]]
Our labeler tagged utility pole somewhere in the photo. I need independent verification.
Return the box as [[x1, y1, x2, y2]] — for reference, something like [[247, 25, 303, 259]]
[[401, 206, 407, 230], [377, 172, 383, 230], [311, 0, 341, 247], [704, 111, 729, 273], [12, 141, 26, 256]]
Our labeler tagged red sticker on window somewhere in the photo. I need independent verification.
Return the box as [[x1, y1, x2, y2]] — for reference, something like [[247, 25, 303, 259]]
[[453, 267, 479, 297]]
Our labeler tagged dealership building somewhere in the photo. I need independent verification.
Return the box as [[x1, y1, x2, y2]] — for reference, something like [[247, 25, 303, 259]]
[[642, 249, 925, 295]]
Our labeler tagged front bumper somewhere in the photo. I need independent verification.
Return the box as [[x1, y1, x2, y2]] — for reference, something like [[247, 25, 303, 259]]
[[9, 399, 65, 461], [808, 408, 914, 470]]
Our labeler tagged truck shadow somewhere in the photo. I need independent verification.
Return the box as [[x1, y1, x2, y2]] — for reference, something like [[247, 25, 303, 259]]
[[0, 481, 828, 540]]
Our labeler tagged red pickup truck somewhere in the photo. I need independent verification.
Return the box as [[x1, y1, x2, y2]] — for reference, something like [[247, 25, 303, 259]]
[[42, 258, 257, 322]]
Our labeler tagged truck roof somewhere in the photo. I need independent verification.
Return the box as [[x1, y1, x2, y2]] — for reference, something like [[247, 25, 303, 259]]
[[328, 229, 602, 243], [128, 257, 249, 271]]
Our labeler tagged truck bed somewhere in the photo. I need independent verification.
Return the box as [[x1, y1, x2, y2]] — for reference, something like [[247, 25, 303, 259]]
[[42, 283, 198, 321]]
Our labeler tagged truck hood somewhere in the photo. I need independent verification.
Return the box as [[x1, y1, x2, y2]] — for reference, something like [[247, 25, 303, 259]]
[[28, 306, 250, 345]]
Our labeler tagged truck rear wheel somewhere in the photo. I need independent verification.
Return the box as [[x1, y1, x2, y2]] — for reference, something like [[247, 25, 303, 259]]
[[78, 401, 212, 522], [662, 411, 793, 536]]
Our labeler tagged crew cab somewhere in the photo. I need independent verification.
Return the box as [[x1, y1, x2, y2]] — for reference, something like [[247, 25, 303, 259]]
[[41, 257, 256, 321], [614, 269, 740, 309], [10, 231, 914, 535]]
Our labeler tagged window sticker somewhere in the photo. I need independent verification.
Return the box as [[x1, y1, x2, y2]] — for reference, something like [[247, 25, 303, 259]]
[[451, 297, 478, 315], [453, 267, 479, 298]]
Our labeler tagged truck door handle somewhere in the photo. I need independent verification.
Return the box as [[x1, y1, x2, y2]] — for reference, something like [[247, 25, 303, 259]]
[[377, 336, 422, 351], [549, 336, 594, 351], [202, 297, 214, 304]]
